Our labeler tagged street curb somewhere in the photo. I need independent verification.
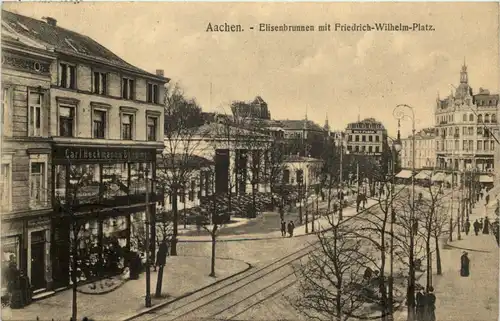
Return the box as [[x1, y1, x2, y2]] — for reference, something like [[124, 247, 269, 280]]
[[178, 201, 380, 243], [120, 261, 253, 321], [443, 233, 496, 253]]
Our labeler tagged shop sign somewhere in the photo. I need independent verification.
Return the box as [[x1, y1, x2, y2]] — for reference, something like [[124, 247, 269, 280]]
[[54, 146, 155, 163]]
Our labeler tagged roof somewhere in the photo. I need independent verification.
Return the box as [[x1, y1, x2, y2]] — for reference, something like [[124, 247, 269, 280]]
[[277, 119, 325, 132], [396, 170, 413, 179], [193, 122, 271, 139], [2, 10, 168, 82], [157, 154, 214, 169], [415, 170, 432, 180]]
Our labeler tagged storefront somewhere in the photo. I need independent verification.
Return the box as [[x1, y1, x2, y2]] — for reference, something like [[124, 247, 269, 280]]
[[50, 145, 161, 288]]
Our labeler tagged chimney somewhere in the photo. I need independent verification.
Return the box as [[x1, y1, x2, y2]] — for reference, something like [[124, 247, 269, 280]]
[[42, 17, 57, 27], [156, 69, 164, 77]]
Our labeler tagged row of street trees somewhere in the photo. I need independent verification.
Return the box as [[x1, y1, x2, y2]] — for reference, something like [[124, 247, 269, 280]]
[[292, 167, 451, 321]]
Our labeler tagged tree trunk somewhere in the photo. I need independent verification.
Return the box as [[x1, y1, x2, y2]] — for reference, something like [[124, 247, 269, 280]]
[[155, 265, 165, 298], [210, 234, 216, 277], [171, 188, 179, 256], [71, 224, 78, 321], [426, 237, 431, 290], [434, 234, 442, 275]]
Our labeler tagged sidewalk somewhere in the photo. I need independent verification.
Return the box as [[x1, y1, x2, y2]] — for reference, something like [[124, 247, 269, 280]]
[[177, 199, 379, 242], [1, 256, 250, 321]]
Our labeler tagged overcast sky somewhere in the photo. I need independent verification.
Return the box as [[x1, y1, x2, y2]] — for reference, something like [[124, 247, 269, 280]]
[[4, 2, 499, 137]]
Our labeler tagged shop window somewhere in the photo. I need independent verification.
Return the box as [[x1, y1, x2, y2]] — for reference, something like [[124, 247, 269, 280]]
[[30, 161, 47, 208], [28, 91, 43, 137], [102, 163, 129, 199], [59, 105, 75, 137], [1, 236, 20, 291], [129, 163, 150, 195]]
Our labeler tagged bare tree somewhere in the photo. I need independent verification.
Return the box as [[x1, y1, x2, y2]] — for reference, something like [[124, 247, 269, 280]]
[[292, 216, 376, 321], [160, 82, 205, 256]]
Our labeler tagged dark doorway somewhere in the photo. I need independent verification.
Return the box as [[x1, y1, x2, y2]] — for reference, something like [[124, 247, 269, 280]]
[[215, 149, 229, 193], [51, 219, 70, 289], [30, 231, 46, 290]]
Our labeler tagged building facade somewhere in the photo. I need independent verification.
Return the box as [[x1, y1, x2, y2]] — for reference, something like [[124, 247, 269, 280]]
[[1, 10, 168, 293], [400, 128, 437, 169], [231, 96, 270, 120], [345, 118, 388, 156], [435, 63, 499, 174]]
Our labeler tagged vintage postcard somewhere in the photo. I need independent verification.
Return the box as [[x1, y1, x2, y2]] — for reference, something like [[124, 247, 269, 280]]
[[0, 2, 499, 321]]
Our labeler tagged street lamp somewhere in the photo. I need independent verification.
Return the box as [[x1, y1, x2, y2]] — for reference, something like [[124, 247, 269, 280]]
[[388, 123, 402, 321], [393, 104, 417, 321]]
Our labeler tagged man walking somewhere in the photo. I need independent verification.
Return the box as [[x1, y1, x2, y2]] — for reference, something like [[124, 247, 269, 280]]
[[464, 218, 471, 235], [424, 286, 436, 321], [473, 219, 481, 236], [280, 219, 286, 237]]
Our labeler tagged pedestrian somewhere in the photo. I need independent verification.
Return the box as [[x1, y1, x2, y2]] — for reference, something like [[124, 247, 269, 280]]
[[480, 191, 484, 200], [473, 219, 480, 236], [333, 202, 338, 215], [362, 194, 367, 209], [464, 218, 471, 235], [479, 218, 484, 230], [424, 286, 436, 321], [415, 288, 426, 321], [483, 216, 490, 234], [486, 194, 490, 206], [290, 221, 295, 236], [356, 194, 361, 212], [280, 219, 286, 237], [460, 251, 470, 277], [287, 221, 293, 237]]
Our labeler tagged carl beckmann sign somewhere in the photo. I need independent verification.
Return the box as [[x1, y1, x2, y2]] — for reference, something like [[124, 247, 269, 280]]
[[53, 146, 155, 163]]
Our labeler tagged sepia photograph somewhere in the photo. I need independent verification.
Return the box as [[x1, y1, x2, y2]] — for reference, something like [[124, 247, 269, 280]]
[[0, 2, 499, 321]]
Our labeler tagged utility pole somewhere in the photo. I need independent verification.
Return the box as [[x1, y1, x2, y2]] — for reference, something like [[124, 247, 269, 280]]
[[144, 167, 152, 307], [339, 144, 344, 220]]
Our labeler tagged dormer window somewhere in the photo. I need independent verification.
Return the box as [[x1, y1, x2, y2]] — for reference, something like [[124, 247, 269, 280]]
[[147, 83, 159, 104], [92, 71, 107, 95], [59, 63, 76, 89]]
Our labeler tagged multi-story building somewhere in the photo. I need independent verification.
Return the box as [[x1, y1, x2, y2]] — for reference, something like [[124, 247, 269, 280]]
[[400, 128, 437, 169], [1, 10, 168, 293], [345, 117, 388, 156], [231, 96, 270, 120], [435, 63, 499, 177]]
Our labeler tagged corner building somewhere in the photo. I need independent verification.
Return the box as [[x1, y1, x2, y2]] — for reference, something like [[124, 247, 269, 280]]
[[1, 10, 168, 293]]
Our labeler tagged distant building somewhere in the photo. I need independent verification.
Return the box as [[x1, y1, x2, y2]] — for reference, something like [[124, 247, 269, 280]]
[[231, 96, 271, 120], [400, 128, 437, 169], [345, 118, 388, 157], [434, 63, 499, 175]]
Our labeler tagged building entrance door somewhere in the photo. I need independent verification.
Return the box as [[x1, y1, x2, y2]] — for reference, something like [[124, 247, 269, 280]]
[[51, 219, 70, 289], [30, 231, 46, 290]]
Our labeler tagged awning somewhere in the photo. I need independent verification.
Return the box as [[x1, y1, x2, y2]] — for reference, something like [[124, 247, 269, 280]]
[[415, 170, 432, 180], [480, 175, 494, 183], [431, 172, 446, 182], [396, 170, 412, 179]]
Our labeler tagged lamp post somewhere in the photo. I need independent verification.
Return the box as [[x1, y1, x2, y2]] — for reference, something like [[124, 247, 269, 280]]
[[393, 104, 416, 321], [389, 125, 402, 321], [144, 166, 152, 308], [339, 141, 344, 220]]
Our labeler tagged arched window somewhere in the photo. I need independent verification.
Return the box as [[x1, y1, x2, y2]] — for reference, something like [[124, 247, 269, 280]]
[[463, 114, 467, 122], [469, 114, 474, 122], [485, 114, 490, 123], [492, 114, 497, 123], [478, 114, 483, 123]]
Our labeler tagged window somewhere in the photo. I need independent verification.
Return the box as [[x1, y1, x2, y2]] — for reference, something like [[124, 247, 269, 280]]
[[2, 87, 10, 135], [355, 135, 359, 142], [375, 146, 379, 153], [463, 140, 468, 150], [375, 136, 380, 142], [478, 114, 483, 123], [122, 114, 133, 140], [491, 141, 495, 151], [93, 110, 106, 138], [477, 140, 482, 151], [484, 141, 489, 151], [147, 83, 159, 104], [485, 114, 490, 123], [28, 91, 43, 137], [147, 117, 157, 141], [368, 135, 373, 142], [0, 163, 11, 211], [469, 114, 474, 122], [469, 140, 473, 151], [492, 114, 497, 123], [59, 63, 76, 89], [59, 106, 75, 137], [355, 146, 359, 152], [362, 135, 366, 142], [189, 180, 195, 201], [463, 114, 467, 122], [30, 162, 46, 207], [296, 170, 304, 184], [92, 71, 107, 95], [368, 146, 372, 153], [348, 135, 352, 142], [122, 78, 135, 100]]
